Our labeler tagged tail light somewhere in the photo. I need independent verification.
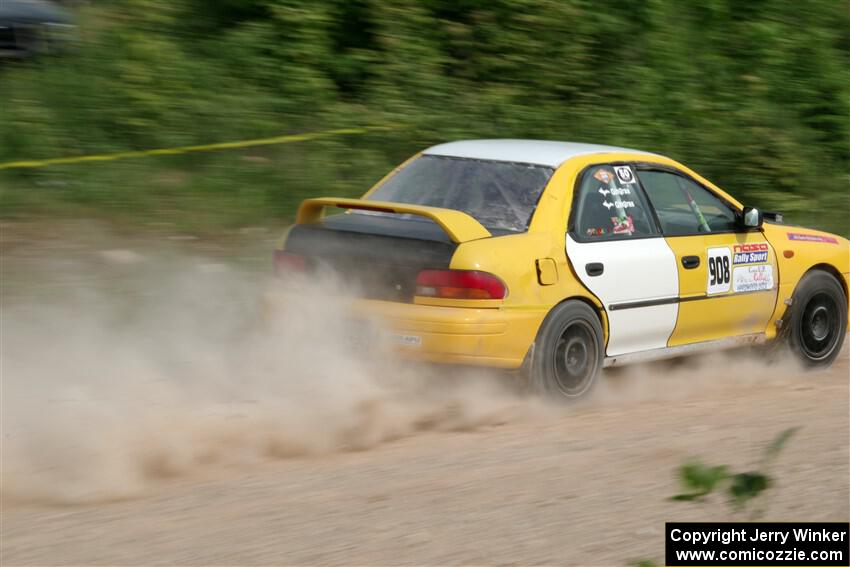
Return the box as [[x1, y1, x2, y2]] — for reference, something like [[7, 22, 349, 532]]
[[273, 250, 306, 277], [415, 269, 507, 300]]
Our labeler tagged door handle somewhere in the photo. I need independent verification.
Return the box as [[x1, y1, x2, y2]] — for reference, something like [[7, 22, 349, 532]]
[[585, 262, 604, 277], [681, 255, 700, 269]]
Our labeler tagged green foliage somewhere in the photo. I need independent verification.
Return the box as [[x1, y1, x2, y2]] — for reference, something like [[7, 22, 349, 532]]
[[631, 428, 800, 566], [727, 472, 771, 510], [763, 425, 800, 462], [671, 427, 799, 515], [671, 462, 729, 501], [1, 2, 848, 234]]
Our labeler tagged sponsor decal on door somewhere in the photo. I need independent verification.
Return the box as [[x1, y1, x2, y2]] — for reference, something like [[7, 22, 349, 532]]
[[733, 264, 774, 293], [733, 242, 769, 265]]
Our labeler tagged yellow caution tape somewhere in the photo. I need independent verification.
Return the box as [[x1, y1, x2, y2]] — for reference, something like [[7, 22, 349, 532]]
[[0, 125, 396, 170]]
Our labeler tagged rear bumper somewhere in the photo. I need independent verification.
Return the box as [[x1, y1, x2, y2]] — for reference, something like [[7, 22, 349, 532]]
[[349, 300, 546, 368], [264, 291, 545, 369]]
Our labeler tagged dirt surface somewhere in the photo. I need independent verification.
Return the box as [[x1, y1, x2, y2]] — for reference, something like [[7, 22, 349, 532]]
[[3, 352, 848, 566], [2, 224, 849, 566]]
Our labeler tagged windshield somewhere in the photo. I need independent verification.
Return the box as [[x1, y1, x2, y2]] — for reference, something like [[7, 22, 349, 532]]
[[366, 155, 554, 233]]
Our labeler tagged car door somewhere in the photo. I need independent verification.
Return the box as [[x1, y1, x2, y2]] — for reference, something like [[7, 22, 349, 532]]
[[566, 163, 679, 356], [635, 167, 779, 346]]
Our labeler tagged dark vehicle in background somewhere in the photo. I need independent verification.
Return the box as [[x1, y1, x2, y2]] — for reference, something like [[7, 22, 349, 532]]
[[0, 0, 74, 58]]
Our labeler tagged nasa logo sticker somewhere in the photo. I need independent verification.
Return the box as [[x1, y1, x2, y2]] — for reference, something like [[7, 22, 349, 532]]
[[614, 165, 636, 184]]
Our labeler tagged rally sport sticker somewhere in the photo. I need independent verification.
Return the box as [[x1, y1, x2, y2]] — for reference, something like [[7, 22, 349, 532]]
[[733, 243, 769, 265], [733, 265, 774, 293]]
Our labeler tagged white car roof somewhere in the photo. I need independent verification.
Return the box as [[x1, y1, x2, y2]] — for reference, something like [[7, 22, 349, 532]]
[[423, 139, 659, 168]]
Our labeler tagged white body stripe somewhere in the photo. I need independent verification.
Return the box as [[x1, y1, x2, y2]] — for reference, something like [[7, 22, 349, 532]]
[[566, 234, 679, 356]]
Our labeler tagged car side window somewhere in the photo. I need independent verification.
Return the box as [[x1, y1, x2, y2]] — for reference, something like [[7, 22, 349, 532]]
[[573, 165, 659, 239], [636, 170, 738, 236]]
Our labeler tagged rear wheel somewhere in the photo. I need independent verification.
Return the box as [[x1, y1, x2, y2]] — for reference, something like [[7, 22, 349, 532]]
[[528, 301, 604, 399], [787, 270, 847, 367]]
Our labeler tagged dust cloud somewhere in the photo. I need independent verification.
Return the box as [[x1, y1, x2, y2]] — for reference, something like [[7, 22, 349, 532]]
[[1, 235, 818, 505], [1, 253, 532, 504], [591, 347, 813, 407]]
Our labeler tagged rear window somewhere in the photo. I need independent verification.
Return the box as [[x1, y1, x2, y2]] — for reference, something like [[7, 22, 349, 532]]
[[366, 155, 553, 233]]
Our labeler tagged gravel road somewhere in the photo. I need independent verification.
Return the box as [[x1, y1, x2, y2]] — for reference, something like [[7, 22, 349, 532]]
[[2, 224, 847, 566], [3, 346, 847, 566]]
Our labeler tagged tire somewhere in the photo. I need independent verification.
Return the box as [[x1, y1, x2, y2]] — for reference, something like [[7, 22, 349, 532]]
[[528, 301, 604, 399], [787, 270, 847, 367]]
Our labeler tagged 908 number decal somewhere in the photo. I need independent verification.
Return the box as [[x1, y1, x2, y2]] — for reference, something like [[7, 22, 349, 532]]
[[706, 247, 732, 294], [709, 256, 730, 286]]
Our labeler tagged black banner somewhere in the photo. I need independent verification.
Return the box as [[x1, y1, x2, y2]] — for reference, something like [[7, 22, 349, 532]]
[[666, 522, 849, 566]]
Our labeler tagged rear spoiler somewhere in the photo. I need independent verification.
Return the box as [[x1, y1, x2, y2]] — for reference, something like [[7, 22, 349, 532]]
[[296, 197, 492, 244]]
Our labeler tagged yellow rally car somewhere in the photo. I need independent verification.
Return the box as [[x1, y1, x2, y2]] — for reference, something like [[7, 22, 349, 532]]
[[275, 140, 849, 398]]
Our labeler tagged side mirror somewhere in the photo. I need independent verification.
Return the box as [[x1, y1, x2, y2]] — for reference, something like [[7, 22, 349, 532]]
[[742, 206, 763, 229]]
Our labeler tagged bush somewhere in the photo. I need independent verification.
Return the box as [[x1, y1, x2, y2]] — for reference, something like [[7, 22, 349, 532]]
[[1, 1, 848, 234]]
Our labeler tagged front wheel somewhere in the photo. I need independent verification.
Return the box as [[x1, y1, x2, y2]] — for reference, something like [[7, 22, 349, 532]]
[[787, 270, 847, 367], [527, 301, 604, 399]]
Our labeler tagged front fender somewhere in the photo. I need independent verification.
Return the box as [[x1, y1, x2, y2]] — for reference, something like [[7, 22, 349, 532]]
[[762, 223, 849, 337]]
